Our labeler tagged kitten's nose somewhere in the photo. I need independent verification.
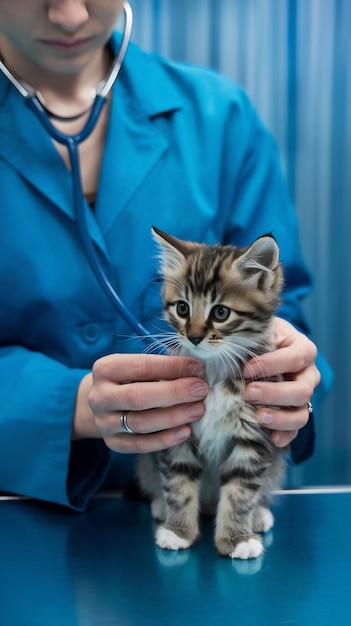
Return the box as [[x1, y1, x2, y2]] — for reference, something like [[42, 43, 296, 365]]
[[188, 335, 204, 346]]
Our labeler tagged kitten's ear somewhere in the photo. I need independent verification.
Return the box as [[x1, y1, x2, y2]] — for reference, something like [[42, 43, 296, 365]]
[[152, 226, 197, 275], [237, 235, 280, 289]]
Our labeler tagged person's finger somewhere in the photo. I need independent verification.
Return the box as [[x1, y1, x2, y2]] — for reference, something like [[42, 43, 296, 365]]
[[92, 353, 206, 384], [123, 401, 205, 434], [104, 424, 193, 454], [244, 380, 313, 408], [91, 375, 209, 416], [243, 344, 315, 380], [97, 401, 205, 438], [270, 429, 298, 448], [255, 404, 311, 431]]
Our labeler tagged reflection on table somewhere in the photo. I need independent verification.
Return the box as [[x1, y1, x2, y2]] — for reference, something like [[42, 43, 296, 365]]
[[0, 489, 350, 625]]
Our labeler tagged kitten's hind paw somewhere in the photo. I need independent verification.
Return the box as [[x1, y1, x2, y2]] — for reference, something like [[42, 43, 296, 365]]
[[151, 497, 166, 521], [155, 526, 191, 551], [230, 538, 263, 560]]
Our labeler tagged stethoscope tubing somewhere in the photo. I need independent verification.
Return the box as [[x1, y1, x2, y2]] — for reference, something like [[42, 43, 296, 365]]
[[67, 136, 153, 340], [26, 93, 106, 143]]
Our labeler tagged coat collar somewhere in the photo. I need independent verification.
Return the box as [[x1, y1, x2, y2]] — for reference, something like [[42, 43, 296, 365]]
[[0, 33, 183, 252], [94, 33, 183, 235]]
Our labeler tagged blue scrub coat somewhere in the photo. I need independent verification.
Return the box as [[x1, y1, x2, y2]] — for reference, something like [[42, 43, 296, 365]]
[[0, 34, 331, 509]]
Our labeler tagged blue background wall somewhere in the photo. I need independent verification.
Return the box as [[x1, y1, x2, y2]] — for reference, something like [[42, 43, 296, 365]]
[[129, 0, 351, 486]]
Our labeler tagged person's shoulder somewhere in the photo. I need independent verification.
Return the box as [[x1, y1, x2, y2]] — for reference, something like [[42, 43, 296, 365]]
[[112, 32, 254, 118], [155, 51, 252, 112]]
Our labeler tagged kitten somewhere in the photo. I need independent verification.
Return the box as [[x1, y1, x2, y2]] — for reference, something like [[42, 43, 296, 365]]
[[138, 227, 286, 559]]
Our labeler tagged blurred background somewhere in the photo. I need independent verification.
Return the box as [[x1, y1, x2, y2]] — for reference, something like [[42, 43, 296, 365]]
[[129, 0, 350, 486]]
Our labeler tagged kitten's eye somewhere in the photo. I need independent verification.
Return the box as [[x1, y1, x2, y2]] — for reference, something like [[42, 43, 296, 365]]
[[211, 305, 230, 322], [176, 301, 190, 318]]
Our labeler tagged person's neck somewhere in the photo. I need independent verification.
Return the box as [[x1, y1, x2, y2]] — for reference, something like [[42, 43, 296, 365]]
[[0, 35, 113, 119]]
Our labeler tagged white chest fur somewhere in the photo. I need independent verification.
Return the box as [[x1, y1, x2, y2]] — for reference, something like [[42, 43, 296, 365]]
[[191, 383, 244, 465]]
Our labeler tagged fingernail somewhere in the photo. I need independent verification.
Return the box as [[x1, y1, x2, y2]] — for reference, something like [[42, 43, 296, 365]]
[[185, 362, 206, 378], [186, 403, 204, 421], [257, 412, 273, 425], [245, 386, 262, 402], [243, 361, 259, 379], [271, 432, 282, 446], [243, 366, 252, 379], [174, 426, 191, 442], [191, 384, 208, 399]]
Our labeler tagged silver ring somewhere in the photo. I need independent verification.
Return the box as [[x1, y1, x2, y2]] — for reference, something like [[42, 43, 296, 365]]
[[120, 411, 136, 435], [307, 401, 313, 414]]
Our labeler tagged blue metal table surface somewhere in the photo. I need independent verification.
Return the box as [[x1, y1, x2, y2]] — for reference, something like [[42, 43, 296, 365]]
[[0, 489, 350, 625]]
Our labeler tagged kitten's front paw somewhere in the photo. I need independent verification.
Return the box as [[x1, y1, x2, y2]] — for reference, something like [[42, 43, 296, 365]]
[[155, 526, 191, 551], [230, 538, 263, 560], [216, 534, 263, 559], [253, 506, 274, 533]]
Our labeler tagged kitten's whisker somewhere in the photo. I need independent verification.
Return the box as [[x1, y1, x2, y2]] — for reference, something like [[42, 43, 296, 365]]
[[225, 340, 272, 381], [205, 344, 243, 389], [209, 342, 269, 388], [144, 333, 179, 354], [121, 331, 181, 356]]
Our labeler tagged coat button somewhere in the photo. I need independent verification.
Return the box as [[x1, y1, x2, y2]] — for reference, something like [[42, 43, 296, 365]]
[[82, 323, 102, 343]]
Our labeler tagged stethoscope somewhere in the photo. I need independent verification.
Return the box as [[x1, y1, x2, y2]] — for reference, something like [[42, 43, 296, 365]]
[[0, 2, 158, 347]]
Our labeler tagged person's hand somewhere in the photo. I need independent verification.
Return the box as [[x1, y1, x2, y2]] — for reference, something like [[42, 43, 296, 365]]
[[86, 354, 208, 453], [243, 317, 320, 448]]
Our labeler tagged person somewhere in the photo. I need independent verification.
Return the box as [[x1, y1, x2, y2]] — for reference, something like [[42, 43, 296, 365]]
[[0, 1, 331, 511]]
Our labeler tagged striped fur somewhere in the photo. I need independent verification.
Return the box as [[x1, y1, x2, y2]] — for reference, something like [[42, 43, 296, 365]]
[[138, 228, 286, 559]]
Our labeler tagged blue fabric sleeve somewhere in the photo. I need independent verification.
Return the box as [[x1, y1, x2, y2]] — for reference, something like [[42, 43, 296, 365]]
[[0, 346, 111, 510]]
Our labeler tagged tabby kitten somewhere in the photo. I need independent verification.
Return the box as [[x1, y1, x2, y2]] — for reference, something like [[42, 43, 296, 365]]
[[138, 227, 286, 559]]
